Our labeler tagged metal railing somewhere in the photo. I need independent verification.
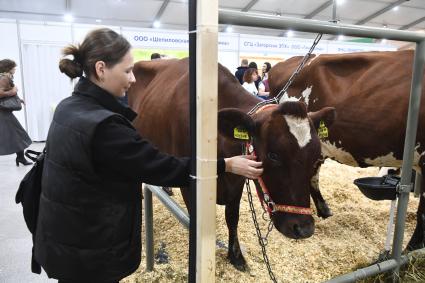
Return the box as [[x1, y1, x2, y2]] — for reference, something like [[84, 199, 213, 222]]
[[144, 185, 189, 271], [218, 9, 425, 283]]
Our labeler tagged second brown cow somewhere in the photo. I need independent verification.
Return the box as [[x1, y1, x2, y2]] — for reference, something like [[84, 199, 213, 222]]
[[269, 50, 425, 251]]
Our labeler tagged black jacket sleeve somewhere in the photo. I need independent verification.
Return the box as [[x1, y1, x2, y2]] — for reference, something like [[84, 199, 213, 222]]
[[92, 116, 225, 187]]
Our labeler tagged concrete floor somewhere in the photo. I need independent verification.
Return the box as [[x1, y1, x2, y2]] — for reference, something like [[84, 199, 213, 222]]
[[0, 142, 55, 283]]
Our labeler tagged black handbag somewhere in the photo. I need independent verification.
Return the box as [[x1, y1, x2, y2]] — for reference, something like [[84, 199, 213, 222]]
[[15, 149, 45, 274], [0, 95, 22, 111]]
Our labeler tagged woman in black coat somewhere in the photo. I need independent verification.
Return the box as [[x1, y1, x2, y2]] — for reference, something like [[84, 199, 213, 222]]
[[0, 59, 32, 166], [34, 28, 263, 283]]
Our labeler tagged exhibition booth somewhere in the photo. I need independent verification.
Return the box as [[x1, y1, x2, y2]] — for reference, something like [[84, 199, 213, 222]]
[[0, 19, 395, 141]]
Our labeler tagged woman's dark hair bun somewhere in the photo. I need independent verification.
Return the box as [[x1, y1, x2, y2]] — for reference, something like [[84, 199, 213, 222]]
[[59, 58, 83, 79], [59, 28, 131, 80], [59, 45, 83, 79]]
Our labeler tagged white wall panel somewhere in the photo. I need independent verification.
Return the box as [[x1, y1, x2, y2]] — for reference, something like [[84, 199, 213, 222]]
[[72, 24, 120, 43], [218, 51, 239, 76], [21, 44, 73, 141], [20, 23, 72, 43]]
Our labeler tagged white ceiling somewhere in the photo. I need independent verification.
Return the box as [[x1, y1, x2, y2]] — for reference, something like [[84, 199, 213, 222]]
[[0, 0, 424, 41]]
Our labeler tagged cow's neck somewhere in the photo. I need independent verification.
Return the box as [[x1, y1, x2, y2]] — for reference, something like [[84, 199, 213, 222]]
[[219, 90, 263, 114]]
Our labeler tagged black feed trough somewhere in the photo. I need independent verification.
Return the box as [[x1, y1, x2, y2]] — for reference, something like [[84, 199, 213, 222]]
[[353, 175, 400, 201]]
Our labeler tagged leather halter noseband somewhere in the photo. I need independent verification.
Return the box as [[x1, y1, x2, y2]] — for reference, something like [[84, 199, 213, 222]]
[[246, 104, 312, 216]]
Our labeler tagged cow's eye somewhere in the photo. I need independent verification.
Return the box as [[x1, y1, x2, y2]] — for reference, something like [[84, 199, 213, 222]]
[[267, 152, 280, 162]]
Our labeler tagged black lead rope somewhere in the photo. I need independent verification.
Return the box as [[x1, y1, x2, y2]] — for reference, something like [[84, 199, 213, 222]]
[[246, 179, 278, 283], [243, 33, 322, 278], [247, 33, 323, 116]]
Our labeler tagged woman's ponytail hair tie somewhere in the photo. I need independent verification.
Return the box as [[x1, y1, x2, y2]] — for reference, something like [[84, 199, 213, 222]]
[[58, 45, 84, 79]]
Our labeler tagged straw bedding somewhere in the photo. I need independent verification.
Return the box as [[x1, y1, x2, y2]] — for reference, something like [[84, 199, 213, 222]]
[[122, 160, 420, 283]]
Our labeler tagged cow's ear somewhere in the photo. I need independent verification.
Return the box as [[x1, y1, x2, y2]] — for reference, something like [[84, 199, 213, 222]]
[[218, 108, 255, 141], [308, 107, 336, 130]]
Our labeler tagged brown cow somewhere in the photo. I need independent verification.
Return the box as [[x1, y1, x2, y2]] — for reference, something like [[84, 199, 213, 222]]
[[127, 58, 335, 270], [268, 50, 425, 250]]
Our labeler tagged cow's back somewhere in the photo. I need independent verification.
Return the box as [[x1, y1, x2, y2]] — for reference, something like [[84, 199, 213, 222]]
[[128, 58, 260, 158], [269, 51, 425, 167], [128, 59, 191, 157]]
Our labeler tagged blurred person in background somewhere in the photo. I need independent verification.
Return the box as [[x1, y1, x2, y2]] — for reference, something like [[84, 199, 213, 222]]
[[0, 59, 32, 166], [234, 58, 248, 84], [248, 61, 261, 90], [258, 62, 272, 99], [242, 68, 259, 96]]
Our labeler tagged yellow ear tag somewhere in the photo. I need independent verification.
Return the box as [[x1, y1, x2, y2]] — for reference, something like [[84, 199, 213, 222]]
[[318, 120, 329, 139], [233, 127, 250, 140]]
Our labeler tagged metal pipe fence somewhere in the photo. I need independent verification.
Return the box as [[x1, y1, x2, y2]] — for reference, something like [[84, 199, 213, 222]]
[[144, 185, 190, 271]]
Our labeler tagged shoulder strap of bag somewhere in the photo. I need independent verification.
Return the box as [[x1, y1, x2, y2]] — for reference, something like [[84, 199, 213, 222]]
[[25, 149, 46, 162]]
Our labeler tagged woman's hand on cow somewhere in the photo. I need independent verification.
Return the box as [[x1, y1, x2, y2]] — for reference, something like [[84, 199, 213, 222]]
[[225, 155, 263, 179]]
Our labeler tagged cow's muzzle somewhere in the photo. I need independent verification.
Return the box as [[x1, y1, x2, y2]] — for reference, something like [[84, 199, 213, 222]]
[[273, 214, 315, 239]]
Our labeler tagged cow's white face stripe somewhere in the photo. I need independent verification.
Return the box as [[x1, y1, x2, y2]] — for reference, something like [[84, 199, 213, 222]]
[[284, 115, 311, 148], [301, 86, 313, 106], [320, 141, 359, 166]]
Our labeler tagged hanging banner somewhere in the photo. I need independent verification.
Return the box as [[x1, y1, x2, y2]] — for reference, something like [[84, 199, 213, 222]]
[[239, 35, 327, 54], [122, 28, 395, 54], [122, 28, 238, 51], [327, 43, 396, 53], [239, 35, 396, 55], [122, 29, 189, 49]]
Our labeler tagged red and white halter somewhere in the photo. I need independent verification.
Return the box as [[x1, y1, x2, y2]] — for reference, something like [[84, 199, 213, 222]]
[[246, 104, 312, 217]]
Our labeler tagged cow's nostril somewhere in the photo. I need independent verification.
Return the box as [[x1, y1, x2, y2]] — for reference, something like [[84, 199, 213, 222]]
[[293, 224, 302, 237]]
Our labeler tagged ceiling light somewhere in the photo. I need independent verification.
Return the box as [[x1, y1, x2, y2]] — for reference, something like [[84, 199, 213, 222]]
[[95, 19, 102, 23], [392, 6, 399, 11], [63, 13, 74, 22], [153, 21, 161, 28], [383, 24, 388, 28], [338, 35, 344, 41], [225, 26, 233, 33], [286, 30, 294, 37], [337, 0, 345, 5]]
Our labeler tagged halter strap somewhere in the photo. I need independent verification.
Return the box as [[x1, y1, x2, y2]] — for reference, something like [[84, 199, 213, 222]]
[[246, 104, 312, 216]]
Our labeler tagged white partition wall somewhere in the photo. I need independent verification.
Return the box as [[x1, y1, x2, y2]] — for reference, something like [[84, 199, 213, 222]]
[[21, 43, 73, 141]]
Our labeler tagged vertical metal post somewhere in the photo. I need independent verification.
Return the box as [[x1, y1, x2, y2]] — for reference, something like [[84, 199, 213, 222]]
[[392, 40, 425, 281], [332, 0, 337, 23], [144, 187, 154, 271], [16, 20, 29, 131], [188, 0, 197, 281]]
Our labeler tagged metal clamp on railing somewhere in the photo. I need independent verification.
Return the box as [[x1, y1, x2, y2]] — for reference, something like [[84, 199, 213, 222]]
[[396, 183, 413, 194]]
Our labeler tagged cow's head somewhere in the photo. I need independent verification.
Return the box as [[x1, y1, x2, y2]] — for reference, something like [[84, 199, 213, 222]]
[[218, 101, 336, 239]]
